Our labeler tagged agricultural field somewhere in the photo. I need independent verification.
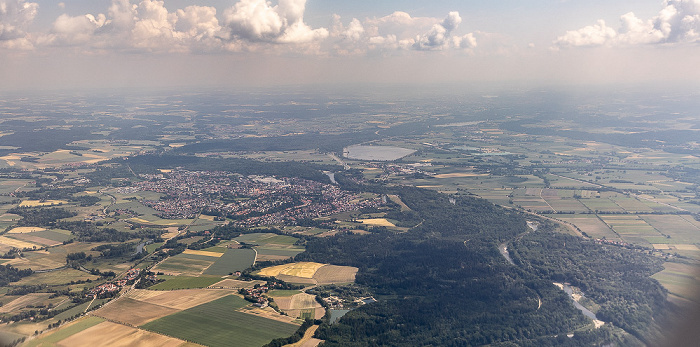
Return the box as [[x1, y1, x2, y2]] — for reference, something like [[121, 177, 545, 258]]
[[234, 233, 305, 261], [14, 269, 100, 286], [258, 262, 358, 285], [18, 200, 69, 207], [141, 295, 299, 347], [208, 279, 263, 290], [357, 218, 396, 227], [123, 288, 237, 310], [153, 255, 216, 276], [23, 316, 106, 347], [270, 292, 324, 320], [313, 265, 358, 285], [93, 298, 179, 326], [202, 248, 256, 276], [148, 276, 222, 290], [652, 262, 700, 306], [258, 262, 326, 279], [56, 321, 191, 347]]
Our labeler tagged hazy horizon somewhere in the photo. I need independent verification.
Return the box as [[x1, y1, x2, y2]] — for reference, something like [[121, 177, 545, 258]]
[[2, 0, 700, 91]]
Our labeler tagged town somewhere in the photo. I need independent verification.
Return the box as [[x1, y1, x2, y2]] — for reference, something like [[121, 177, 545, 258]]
[[119, 170, 382, 226]]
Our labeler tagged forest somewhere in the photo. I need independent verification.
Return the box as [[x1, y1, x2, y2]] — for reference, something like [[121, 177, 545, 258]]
[[297, 185, 669, 346]]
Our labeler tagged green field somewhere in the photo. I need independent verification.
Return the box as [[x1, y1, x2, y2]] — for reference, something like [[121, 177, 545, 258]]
[[254, 246, 305, 258], [299, 309, 314, 320], [15, 269, 100, 286], [203, 249, 256, 276], [141, 295, 298, 347], [154, 256, 214, 275], [234, 233, 277, 244], [149, 275, 222, 290], [268, 290, 301, 297], [201, 246, 228, 253], [24, 316, 106, 347], [0, 330, 24, 347]]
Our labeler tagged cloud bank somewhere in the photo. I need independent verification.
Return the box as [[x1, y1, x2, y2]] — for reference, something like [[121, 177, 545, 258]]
[[0, 0, 476, 55], [0, 0, 38, 49], [555, 0, 700, 47]]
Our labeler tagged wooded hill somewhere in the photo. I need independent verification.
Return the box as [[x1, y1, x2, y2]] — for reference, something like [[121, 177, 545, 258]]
[[299, 184, 669, 346]]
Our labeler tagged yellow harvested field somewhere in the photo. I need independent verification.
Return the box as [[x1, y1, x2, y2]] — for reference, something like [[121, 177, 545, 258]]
[[182, 249, 223, 258], [0, 236, 39, 249], [159, 169, 172, 173], [57, 321, 189, 347], [284, 325, 322, 347], [123, 289, 164, 301], [358, 218, 395, 227], [258, 262, 326, 279], [434, 173, 487, 178], [387, 194, 411, 211], [82, 153, 107, 159], [94, 298, 179, 326], [7, 226, 46, 234], [313, 265, 358, 284], [19, 200, 69, 207], [162, 227, 180, 239], [241, 306, 299, 324], [674, 244, 699, 251], [134, 289, 236, 310], [290, 294, 322, 310]]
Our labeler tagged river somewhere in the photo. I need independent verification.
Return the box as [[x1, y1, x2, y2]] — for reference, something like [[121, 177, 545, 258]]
[[498, 243, 515, 265], [498, 221, 603, 326], [498, 221, 538, 266], [559, 283, 599, 321]]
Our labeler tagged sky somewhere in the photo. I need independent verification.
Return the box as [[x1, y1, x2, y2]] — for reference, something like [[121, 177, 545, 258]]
[[1, 0, 699, 91]]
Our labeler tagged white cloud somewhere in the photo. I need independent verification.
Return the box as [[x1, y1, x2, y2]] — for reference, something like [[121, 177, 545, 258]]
[[0, 0, 38, 49], [1, 1, 476, 56], [48, 13, 106, 45], [555, 0, 700, 48], [40, 0, 225, 53], [222, 0, 327, 44], [330, 11, 476, 54], [413, 11, 475, 51], [553, 19, 616, 47]]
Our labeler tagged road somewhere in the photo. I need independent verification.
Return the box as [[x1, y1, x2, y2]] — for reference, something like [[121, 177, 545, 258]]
[[328, 153, 349, 170]]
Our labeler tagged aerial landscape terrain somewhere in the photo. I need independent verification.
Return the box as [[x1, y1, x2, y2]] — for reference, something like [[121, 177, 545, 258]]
[[2, 0, 700, 346], [0, 87, 693, 346]]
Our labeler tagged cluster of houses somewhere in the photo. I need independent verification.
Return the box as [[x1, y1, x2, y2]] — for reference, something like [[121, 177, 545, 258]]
[[240, 285, 271, 308], [87, 281, 124, 298], [86, 268, 143, 298], [125, 169, 382, 226], [594, 238, 631, 247]]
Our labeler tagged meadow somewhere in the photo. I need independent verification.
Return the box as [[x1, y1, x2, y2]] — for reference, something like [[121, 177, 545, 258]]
[[203, 248, 256, 276], [148, 275, 223, 290], [141, 295, 298, 347]]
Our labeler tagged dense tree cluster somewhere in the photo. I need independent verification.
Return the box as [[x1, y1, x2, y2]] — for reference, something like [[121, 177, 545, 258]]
[[295, 186, 667, 346], [7, 207, 76, 227], [510, 231, 668, 342], [0, 265, 33, 287]]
